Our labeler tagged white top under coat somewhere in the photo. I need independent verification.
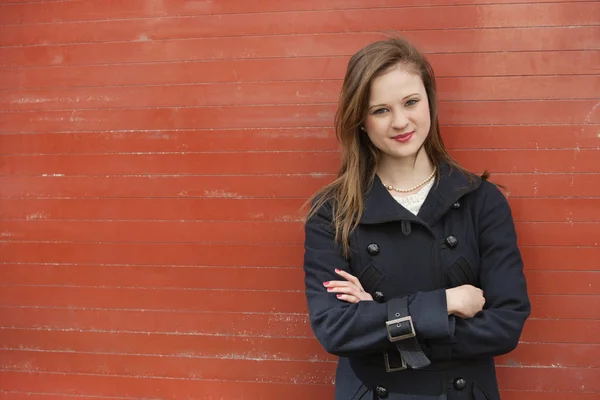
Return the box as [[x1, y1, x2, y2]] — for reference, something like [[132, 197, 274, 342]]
[[390, 178, 434, 215]]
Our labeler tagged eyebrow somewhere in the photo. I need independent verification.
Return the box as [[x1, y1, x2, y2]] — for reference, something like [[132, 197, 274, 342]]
[[368, 93, 420, 110]]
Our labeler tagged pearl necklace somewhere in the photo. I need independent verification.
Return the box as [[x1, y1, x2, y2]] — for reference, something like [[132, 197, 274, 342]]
[[383, 167, 436, 193]]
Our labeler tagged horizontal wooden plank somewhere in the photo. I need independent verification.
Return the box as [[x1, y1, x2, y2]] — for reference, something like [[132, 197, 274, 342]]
[[2, 308, 598, 344], [443, 125, 600, 150], [0, 309, 315, 338], [0, 285, 596, 319], [438, 100, 600, 126], [520, 247, 600, 271], [0, 81, 341, 111], [497, 342, 599, 368], [0, 392, 144, 400], [0, 0, 593, 24], [496, 366, 600, 392], [2, 101, 597, 133], [0, 104, 336, 132], [1, 29, 597, 68], [437, 150, 600, 174], [1, 265, 595, 295], [0, 198, 307, 221], [508, 198, 600, 222], [0, 329, 332, 362], [0, 371, 336, 399], [0, 350, 336, 384], [0, 175, 332, 198], [2, 150, 599, 176], [1, 3, 598, 47], [530, 295, 600, 320], [0, 242, 306, 267], [515, 222, 600, 247], [2, 52, 598, 91], [0, 265, 305, 291], [438, 75, 600, 102], [0, 57, 348, 89], [2, 125, 598, 156], [0, 286, 308, 313], [521, 318, 600, 345], [0, 152, 343, 176], [1, 220, 599, 247], [500, 392, 600, 400], [1, 197, 598, 223], [524, 271, 600, 296], [494, 174, 600, 198], [2, 76, 598, 112]]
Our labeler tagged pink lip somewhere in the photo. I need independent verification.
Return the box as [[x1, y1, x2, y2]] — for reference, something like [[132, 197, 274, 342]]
[[391, 131, 414, 142]]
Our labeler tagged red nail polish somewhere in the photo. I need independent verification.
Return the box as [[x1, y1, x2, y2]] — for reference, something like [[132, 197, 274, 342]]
[[323, 281, 329, 286], [336, 294, 342, 298], [335, 269, 340, 272]]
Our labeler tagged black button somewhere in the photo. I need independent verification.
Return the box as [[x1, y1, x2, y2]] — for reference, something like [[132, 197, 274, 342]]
[[445, 235, 458, 248], [454, 377, 467, 390], [452, 202, 461, 209], [367, 243, 380, 256], [374, 385, 389, 399], [373, 291, 384, 303]]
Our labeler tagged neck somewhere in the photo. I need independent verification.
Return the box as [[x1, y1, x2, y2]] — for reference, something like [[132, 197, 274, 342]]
[[377, 149, 435, 190]]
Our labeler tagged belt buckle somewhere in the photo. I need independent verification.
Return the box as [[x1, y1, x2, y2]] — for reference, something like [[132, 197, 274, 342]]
[[385, 316, 416, 342], [384, 352, 407, 372]]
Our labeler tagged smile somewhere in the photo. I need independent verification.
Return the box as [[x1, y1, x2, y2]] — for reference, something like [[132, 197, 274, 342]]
[[391, 131, 414, 142]]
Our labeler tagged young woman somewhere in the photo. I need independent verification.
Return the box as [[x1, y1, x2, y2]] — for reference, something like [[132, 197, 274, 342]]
[[302, 37, 530, 399]]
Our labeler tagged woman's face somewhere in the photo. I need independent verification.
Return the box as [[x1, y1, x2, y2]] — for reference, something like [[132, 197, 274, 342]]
[[363, 65, 431, 162]]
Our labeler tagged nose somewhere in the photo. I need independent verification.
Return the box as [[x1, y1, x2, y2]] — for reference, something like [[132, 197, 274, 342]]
[[391, 109, 409, 130]]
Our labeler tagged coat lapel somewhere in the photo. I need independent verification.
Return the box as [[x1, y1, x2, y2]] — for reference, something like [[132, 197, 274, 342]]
[[360, 162, 481, 226], [359, 174, 420, 225]]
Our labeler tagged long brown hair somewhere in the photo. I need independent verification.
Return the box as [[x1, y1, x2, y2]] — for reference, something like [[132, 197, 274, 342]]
[[306, 36, 479, 258]]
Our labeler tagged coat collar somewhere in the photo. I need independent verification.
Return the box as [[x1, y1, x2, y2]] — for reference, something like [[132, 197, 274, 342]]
[[359, 162, 481, 226]]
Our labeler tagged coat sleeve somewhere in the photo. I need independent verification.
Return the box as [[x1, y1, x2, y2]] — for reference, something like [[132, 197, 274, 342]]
[[304, 202, 453, 358], [433, 182, 531, 360]]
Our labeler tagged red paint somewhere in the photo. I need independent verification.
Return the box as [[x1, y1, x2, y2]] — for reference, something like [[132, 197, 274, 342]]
[[0, 1, 598, 398]]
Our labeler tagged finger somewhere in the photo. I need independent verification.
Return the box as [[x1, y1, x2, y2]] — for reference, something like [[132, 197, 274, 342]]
[[336, 294, 360, 304], [324, 280, 358, 289], [334, 269, 361, 286], [327, 286, 362, 297], [356, 292, 374, 302], [334, 269, 365, 291]]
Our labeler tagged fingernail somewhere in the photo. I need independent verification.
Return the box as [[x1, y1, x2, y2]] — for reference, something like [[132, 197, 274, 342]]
[[327, 288, 332, 292], [335, 269, 340, 273], [336, 294, 342, 298], [323, 281, 329, 286]]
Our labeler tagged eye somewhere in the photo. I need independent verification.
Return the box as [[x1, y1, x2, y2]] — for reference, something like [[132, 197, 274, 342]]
[[372, 108, 389, 115], [405, 99, 419, 106]]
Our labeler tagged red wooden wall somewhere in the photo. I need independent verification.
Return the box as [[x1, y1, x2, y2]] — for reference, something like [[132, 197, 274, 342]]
[[0, 0, 598, 398]]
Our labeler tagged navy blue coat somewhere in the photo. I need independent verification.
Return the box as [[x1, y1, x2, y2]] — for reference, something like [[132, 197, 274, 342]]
[[303, 163, 531, 399]]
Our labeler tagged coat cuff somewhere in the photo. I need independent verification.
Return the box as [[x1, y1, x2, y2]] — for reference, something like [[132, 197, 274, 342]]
[[408, 289, 454, 339]]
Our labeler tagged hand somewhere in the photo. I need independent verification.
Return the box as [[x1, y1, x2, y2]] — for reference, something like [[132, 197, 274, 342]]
[[323, 269, 373, 304], [446, 284, 485, 318]]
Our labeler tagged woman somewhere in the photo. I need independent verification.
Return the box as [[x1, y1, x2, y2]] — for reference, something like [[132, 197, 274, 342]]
[[302, 37, 530, 399]]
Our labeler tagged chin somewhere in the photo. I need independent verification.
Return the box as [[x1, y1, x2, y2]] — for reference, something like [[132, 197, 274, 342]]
[[387, 144, 424, 160], [391, 151, 420, 160]]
